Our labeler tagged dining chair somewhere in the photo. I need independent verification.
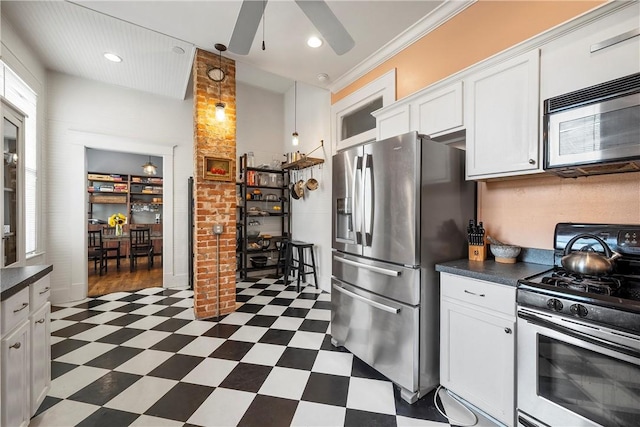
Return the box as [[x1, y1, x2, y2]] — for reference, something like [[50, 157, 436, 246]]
[[130, 228, 154, 271], [102, 226, 121, 271], [88, 229, 106, 275]]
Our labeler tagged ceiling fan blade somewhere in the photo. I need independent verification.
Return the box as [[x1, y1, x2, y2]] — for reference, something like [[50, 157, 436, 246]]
[[229, 0, 267, 55], [295, 0, 354, 56]]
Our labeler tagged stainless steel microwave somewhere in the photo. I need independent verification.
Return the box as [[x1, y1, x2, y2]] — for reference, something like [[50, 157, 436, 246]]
[[544, 72, 640, 178]]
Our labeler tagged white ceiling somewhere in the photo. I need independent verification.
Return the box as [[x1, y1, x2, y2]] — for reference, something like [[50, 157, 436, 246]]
[[2, 0, 471, 100]]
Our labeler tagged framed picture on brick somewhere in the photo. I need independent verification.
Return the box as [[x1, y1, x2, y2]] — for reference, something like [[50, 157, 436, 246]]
[[204, 156, 233, 181]]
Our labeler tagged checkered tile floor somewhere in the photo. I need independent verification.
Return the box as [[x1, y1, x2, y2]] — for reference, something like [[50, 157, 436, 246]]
[[31, 276, 453, 427]]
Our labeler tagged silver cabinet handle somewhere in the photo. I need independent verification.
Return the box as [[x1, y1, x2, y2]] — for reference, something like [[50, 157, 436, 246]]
[[333, 256, 400, 277], [333, 284, 400, 314], [13, 302, 28, 313], [464, 290, 485, 297], [504, 327, 512, 334], [39, 287, 50, 295], [528, 159, 535, 165], [591, 28, 640, 53], [36, 318, 46, 324], [10, 342, 21, 349]]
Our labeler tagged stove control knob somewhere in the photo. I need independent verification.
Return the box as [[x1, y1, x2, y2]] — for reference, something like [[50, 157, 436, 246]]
[[570, 304, 588, 318], [547, 298, 563, 311]]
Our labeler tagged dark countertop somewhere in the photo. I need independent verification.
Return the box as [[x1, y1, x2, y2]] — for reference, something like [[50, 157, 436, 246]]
[[436, 259, 552, 287], [1, 265, 53, 301]]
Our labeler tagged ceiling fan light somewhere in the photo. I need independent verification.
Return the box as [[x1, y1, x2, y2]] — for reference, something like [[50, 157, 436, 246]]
[[307, 36, 322, 48], [215, 102, 226, 121], [103, 52, 122, 63]]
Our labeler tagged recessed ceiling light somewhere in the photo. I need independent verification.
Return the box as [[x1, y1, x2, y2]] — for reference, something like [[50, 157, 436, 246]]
[[103, 52, 122, 63], [317, 73, 329, 82], [307, 36, 323, 48]]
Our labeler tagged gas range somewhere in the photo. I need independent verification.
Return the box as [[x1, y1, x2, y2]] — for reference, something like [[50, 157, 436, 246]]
[[517, 223, 640, 335]]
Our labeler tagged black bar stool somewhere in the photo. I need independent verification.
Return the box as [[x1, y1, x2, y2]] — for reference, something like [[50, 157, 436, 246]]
[[283, 240, 318, 292]]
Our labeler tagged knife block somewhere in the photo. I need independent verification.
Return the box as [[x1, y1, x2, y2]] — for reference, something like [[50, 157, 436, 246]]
[[468, 243, 487, 262]]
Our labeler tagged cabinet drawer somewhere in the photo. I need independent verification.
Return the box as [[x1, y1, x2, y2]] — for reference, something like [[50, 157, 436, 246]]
[[1, 287, 30, 336], [29, 275, 51, 309], [441, 273, 515, 316]]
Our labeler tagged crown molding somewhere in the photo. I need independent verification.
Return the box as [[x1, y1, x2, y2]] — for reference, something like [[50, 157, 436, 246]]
[[329, 0, 476, 94]]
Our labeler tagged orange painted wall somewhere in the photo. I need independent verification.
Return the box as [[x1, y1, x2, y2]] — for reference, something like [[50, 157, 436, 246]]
[[332, 0, 640, 250], [332, 0, 603, 104], [478, 173, 640, 249]]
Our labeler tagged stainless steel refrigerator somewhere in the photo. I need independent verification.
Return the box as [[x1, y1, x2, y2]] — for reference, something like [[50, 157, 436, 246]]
[[331, 131, 475, 403]]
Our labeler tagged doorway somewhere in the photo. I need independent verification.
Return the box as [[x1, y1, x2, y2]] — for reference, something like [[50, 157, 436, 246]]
[[86, 148, 164, 296]]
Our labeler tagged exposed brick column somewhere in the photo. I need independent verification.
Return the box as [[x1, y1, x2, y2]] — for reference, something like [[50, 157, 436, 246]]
[[192, 48, 237, 319]]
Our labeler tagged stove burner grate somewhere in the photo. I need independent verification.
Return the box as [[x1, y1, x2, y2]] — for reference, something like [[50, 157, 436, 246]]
[[541, 270, 623, 296]]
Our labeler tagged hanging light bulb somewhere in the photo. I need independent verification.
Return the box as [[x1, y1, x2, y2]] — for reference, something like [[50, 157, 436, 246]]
[[142, 156, 157, 175], [292, 81, 299, 146], [215, 102, 226, 121], [214, 43, 227, 122]]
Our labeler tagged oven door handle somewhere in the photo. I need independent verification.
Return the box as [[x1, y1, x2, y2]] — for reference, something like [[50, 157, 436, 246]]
[[518, 311, 640, 360]]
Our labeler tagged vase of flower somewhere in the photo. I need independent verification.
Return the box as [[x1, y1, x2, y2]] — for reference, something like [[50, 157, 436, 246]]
[[109, 213, 127, 236]]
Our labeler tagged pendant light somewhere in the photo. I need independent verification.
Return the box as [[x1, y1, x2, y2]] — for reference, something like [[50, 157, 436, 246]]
[[212, 43, 227, 122], [142, 156, 157, 175], [292, 81, 299, 146]]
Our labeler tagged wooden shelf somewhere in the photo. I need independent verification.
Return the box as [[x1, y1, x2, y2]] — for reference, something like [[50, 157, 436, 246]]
[[282, 157, 324, 170]]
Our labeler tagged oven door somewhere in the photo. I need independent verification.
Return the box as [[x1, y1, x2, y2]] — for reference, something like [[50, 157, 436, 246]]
[[517, 307, 640, 427]]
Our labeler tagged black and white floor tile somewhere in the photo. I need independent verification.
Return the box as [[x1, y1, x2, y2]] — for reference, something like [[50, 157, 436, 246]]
[[32, 277, 455, 427]]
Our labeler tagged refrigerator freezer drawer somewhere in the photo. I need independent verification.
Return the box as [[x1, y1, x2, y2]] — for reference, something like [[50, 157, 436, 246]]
[[331, 279, 419, 393], [332, 252, 420, 305]]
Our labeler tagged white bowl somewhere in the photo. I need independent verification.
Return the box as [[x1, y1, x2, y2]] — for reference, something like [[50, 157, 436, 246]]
[[490, 244, 521, 263]]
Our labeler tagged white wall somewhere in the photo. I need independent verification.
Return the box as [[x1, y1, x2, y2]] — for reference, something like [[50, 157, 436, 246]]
[[284, 82, 332, 292], [46, 71, 192, 302], [236, 82, 286, 168]]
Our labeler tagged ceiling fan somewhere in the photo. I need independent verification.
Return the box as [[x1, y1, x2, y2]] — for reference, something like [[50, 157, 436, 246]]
[[228, 0, 355, 56]]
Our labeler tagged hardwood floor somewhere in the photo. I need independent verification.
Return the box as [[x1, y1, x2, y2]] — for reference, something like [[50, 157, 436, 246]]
[[88, 255, 164, 297]]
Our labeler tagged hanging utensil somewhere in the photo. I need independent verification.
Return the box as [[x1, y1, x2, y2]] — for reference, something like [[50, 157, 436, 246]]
[[306, 166, 319, 191]]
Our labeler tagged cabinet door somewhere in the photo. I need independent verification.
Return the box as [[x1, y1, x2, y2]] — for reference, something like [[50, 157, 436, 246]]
[[410, 81, 463, 138], [465, 50, 540, 179], [375, 104, 410, 140], [1, 321, 30, 427], [30, 302, 51, 416], [440, 299, 515, 426], [541, 2, 640, 100]]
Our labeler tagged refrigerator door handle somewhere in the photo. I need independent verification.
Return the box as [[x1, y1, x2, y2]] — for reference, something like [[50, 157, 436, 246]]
[[353, 155, 363, 244], [332, 283, 400, 314], [333, 255, 401, 277], [363, 154, 373, 246]]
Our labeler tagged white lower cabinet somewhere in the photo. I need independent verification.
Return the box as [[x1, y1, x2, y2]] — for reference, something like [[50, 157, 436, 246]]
[[1, 320, 30, 427], [440, 273, 516, 426], [30, 302, 51, 416], [0, 273, 51, 425]]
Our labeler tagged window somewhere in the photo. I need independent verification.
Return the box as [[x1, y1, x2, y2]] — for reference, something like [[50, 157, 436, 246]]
[[3, 64, 39, 257]]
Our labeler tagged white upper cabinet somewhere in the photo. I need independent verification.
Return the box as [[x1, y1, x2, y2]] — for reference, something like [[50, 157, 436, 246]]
[[541, 2, 640, 101], [410, 81, 463, 138], [465, 50, 541, 179], [373, 80, 464, 141], [374, 103, 410, 141]]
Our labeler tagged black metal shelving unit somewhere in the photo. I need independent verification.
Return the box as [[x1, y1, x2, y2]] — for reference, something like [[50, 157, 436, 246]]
[[236, 154, 290, 279]]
